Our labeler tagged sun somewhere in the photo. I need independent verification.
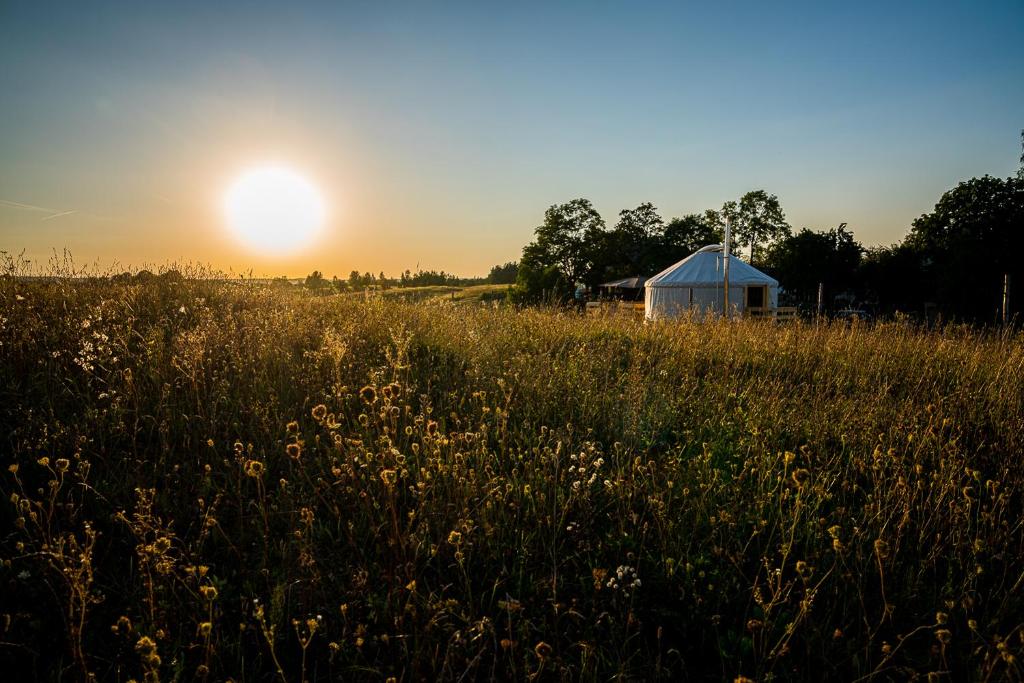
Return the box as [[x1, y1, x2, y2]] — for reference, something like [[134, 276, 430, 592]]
[[223, 165, 326, 254]]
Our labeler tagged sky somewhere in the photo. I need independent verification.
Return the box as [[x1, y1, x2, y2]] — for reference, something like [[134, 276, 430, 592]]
[[1, 1, 1022, 278]]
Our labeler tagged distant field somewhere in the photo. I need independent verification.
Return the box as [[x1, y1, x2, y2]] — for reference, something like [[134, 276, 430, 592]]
[[379, 283, 511, 303], [1, 278, 1022, 681]]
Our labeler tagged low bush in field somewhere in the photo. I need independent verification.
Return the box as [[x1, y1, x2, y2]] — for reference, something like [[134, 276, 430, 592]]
[[1, 276, 1022, 680]]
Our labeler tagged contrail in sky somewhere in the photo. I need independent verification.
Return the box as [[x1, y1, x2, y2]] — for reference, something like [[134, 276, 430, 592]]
[[0, 198, 78, 221], [41, 210, 77, 221], [0, 198, 58, 213]]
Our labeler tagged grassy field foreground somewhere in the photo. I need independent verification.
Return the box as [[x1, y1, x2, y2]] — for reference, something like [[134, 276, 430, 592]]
[[1, 277, 1023, 681]]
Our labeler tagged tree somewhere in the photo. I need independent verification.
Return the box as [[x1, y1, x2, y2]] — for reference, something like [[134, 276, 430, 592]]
[[487, 261, 519, 284], [763, 224, 862, 308], [528, 198, 606, 285], [907, 175, 1024, 320], [661, 213, 721, 266], [514, 243, 573, 303], [305, 270, 329, 291], [732, 190, 790, 263], [607, 202, 665, 277], [858, 243, 929, 315]]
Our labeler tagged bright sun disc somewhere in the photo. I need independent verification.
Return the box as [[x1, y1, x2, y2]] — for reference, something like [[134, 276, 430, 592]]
[[223, 166, 326, 254]]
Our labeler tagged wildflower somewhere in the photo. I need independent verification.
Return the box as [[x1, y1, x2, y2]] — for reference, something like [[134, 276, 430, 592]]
[[935, 628, 952, 645], [286, 443, 302, 459], [448, 530, 462, 545], [200, 585, 218, 601], [936, 612, 948, 625], [135, 635, 157, 653], [380, 469, 397, 487], [874, 539, 890, 559], [791, 468, 810, 487], [359, 385, 377, 404], [244, 460, 265, 478], [426, 420, 438, 437], [311, 404, 328, 421], [287, 420, 299, 434], [534, 641, 553, 659], [198, 622, 212, 637]]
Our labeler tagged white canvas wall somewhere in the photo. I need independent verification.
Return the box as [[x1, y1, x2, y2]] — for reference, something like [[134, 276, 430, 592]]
[[645, 285, 779, 320]]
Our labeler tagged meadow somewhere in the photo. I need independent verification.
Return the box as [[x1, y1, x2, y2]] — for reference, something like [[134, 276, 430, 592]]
[[1, 273, 1022, 681]]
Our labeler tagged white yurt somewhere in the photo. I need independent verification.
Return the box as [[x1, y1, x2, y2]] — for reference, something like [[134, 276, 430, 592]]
[[645, 244, 778, 320]]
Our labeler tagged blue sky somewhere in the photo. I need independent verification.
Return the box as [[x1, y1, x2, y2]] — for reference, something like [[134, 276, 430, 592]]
[[1, 1, 1022, 276]]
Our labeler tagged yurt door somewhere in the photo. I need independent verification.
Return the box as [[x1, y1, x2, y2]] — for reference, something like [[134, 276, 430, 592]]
[[746, 285, 766, 311]]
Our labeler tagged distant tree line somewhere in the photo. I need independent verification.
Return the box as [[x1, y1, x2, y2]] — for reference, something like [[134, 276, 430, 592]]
[[299, 263, 519, 294], [514, 171, 1024, 322]]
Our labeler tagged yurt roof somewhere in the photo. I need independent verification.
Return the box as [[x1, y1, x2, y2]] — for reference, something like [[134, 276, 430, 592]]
[[646, 244, 778, 288]]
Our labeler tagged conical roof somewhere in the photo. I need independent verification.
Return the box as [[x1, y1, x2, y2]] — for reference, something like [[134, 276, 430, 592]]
[[645, 244, 778, 288]]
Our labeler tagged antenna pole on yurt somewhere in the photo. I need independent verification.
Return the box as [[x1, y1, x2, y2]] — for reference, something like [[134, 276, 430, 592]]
[[723, 218, 731, 318]]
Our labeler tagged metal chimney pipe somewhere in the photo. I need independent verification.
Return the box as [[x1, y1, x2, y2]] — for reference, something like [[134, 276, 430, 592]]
[[723, 218, 731, 318]]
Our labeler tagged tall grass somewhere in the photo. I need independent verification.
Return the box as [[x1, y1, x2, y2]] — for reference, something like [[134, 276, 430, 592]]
[[1, 274, 1022, 681]]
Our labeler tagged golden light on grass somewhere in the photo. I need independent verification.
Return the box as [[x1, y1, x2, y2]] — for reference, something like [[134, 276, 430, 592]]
[[223, 165, 326, 255]]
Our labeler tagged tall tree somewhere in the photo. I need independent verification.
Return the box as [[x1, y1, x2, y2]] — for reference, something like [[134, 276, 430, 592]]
[[604, 202, 665, 278], [487, 261, 519, 284], [524, 198, 606, 285], [661, 214, 720, 265], [763, 224, 862, 307], [907, 175, 1024, 319], [732, 190, 791, 263]]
